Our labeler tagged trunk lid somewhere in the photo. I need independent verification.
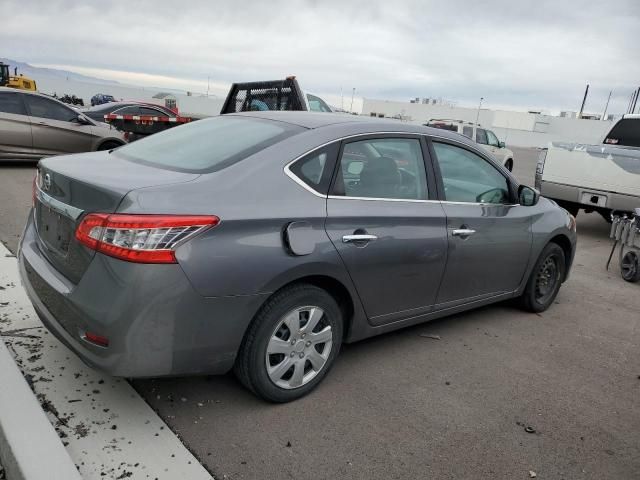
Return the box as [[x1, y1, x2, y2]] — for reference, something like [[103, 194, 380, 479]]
[[35, 151, 199, 283]]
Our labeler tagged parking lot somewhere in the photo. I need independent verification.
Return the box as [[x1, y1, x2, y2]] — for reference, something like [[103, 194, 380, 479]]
[[1, 147, 639, 479]]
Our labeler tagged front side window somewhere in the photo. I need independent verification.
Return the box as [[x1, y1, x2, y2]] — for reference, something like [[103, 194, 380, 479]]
[[0, 92, 26, 115], [307, 94, 332, 113], [486, 130, 500, 147], [433, 142, 510, 204], [25, 95, 77, 122], [333, 138, 428, 200], [115, 116, 302, 172], [475, 128, 488, 145]]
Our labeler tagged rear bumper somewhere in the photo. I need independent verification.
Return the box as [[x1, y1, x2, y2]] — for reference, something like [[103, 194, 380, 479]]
[[540, 180, 640, 212], [18, 213, 267, 377]]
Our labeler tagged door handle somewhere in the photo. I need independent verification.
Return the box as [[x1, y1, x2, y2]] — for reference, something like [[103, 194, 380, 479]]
[[451, 229, 476, 237], [342, 234, 378, 243]]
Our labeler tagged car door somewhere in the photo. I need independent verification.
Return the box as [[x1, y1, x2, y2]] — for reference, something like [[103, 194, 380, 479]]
[[24, 94, 94, 156], [325, 134, 448, 326], [0, 91, 35, 160], [429, 140, 532, 307]]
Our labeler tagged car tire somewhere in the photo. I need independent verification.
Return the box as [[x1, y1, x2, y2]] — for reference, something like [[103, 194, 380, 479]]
[[519, 242, 566, 313], [234, 284, 343, 402], [97, 141, 122, 151], [621, 251, 640, 283]]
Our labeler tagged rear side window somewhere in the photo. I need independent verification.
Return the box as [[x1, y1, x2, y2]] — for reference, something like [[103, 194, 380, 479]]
[[115, 116, 303, 173], [333, 137, 428, 200], [462, 126, 473, 138], [604, 118, 640, 148], [24, 95, 77, 122], [307, 94, 332, 113], [0, 92, 26, 115]]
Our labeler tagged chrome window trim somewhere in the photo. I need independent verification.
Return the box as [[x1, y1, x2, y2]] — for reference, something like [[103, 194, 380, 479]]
[[35, 187, 84, 221], [283, 131, 506, 203]]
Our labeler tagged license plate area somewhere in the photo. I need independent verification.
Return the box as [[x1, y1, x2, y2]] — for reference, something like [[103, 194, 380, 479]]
[[580, 191, 607, 208], [36, 201, 74, 255]]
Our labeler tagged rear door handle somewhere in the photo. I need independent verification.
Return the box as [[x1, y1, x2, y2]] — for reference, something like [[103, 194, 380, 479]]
[[342, 234, 378, 243], [451, 229, 476, 237]]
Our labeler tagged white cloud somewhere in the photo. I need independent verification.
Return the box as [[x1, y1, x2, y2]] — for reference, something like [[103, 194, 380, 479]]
[[2, 0, 639, 114]]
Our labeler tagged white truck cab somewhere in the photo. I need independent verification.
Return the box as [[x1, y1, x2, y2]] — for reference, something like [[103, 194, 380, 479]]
[[425, 119, 514, 171], [536, 114, 640, 221]]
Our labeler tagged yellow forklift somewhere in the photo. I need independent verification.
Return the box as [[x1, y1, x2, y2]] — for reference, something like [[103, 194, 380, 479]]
[[0, 62, 37, 91]]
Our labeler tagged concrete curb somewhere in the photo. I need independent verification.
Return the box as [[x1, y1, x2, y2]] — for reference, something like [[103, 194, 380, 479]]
[[0, 338, 82, 480]]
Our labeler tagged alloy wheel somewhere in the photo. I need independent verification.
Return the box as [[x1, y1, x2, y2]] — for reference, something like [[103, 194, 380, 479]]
[[265, 306, 333, 389]]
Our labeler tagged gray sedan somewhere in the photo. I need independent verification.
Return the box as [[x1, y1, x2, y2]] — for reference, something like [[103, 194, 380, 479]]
[[0, 87, 125, 161], [18, 112, 576, 402]]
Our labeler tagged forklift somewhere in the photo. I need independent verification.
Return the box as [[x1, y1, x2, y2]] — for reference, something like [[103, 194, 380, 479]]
[[0, 62, 37, 91]]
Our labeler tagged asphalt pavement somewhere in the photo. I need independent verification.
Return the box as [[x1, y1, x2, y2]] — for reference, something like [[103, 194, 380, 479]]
[[0, 148, 638, 479]]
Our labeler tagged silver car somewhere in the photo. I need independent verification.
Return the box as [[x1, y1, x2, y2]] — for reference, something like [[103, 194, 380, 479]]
[[0, 87, 125, 161], [19, 112, 576, 402]]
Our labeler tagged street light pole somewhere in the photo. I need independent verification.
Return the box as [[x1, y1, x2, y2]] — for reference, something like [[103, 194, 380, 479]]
[[350, 87, 356, 114], [475, 97, 484, 125]]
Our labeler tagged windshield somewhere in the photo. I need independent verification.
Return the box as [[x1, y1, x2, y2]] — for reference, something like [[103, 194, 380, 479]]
[[604, 118, 640, 148], [114, 116, 303, 173]]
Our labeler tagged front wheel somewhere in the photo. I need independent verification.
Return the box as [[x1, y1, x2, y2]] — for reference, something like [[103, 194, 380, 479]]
[[234, 284, 343, 402], [519, 243, 566, 313]]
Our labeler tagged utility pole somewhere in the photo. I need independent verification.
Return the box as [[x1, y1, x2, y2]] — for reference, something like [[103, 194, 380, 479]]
[[475, 97, 483, 125], [578, 84, 589, 119], [350, 87, 356, 113], [632, 86, 640, 114], [602, 90, 612, 121]]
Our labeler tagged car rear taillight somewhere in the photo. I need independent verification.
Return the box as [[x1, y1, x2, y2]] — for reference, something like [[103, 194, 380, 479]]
[[75, 214, 219, 264]]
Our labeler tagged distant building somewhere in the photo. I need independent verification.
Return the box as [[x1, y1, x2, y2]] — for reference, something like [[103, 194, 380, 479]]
[[152, 92, 178, 110], [560, 111, 577, 118]]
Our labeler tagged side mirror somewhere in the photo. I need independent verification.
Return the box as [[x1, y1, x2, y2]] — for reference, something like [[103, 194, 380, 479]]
[[499, 141, 505, 148], [76, 114, 91, 125], [518, 185, 539, 206]]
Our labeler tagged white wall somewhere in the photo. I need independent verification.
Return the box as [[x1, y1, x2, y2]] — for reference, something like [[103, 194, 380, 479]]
[[362, 98, 614, 148]]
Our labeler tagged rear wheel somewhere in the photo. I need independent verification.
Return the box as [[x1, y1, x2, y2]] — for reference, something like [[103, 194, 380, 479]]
[[234, 284, 343, 402], [97, 141, 122, 151], [505, 159, 513, 171], [519, 243, 566, 313], [621, 251, 640, 282]]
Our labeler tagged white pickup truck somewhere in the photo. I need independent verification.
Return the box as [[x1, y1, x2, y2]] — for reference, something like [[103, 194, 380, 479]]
[[536, 114, 640, 221]]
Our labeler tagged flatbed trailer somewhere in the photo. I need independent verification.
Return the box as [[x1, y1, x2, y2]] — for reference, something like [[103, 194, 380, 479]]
[[103, 113, 193, 139]]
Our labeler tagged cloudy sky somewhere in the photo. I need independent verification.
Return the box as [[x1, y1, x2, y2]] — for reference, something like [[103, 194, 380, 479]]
[[2, 0, 639, 114]]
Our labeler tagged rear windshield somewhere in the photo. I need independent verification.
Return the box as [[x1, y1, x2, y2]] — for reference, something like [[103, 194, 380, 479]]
[[427, 122, 458, 132], [114, 116, 303, 172], [604, 118, 640, 148]]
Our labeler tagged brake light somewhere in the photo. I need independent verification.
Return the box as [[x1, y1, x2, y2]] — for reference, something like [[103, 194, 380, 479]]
[[75, 214, 219, 263], [85, 331, 109, 347]]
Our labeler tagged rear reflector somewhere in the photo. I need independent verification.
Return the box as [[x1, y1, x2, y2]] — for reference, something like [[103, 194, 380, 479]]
[[85, 331, 109, 347], [75, 214, 219, 264]]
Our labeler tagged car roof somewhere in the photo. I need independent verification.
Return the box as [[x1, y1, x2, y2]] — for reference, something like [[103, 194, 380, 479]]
[[228, 110, 470, 143]]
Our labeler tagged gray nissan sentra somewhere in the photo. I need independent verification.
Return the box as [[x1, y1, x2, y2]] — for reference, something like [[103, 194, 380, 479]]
[[18, 111, 576, 402]]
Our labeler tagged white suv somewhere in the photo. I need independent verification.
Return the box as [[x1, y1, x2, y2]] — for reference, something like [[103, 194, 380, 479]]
[[425, 119, 514, 171]]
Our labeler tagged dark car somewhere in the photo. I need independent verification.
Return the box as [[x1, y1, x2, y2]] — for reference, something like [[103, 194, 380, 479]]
[[90, 94, 116, 106], [84, 101, 176, 123], [19, 112, 576, 402]]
